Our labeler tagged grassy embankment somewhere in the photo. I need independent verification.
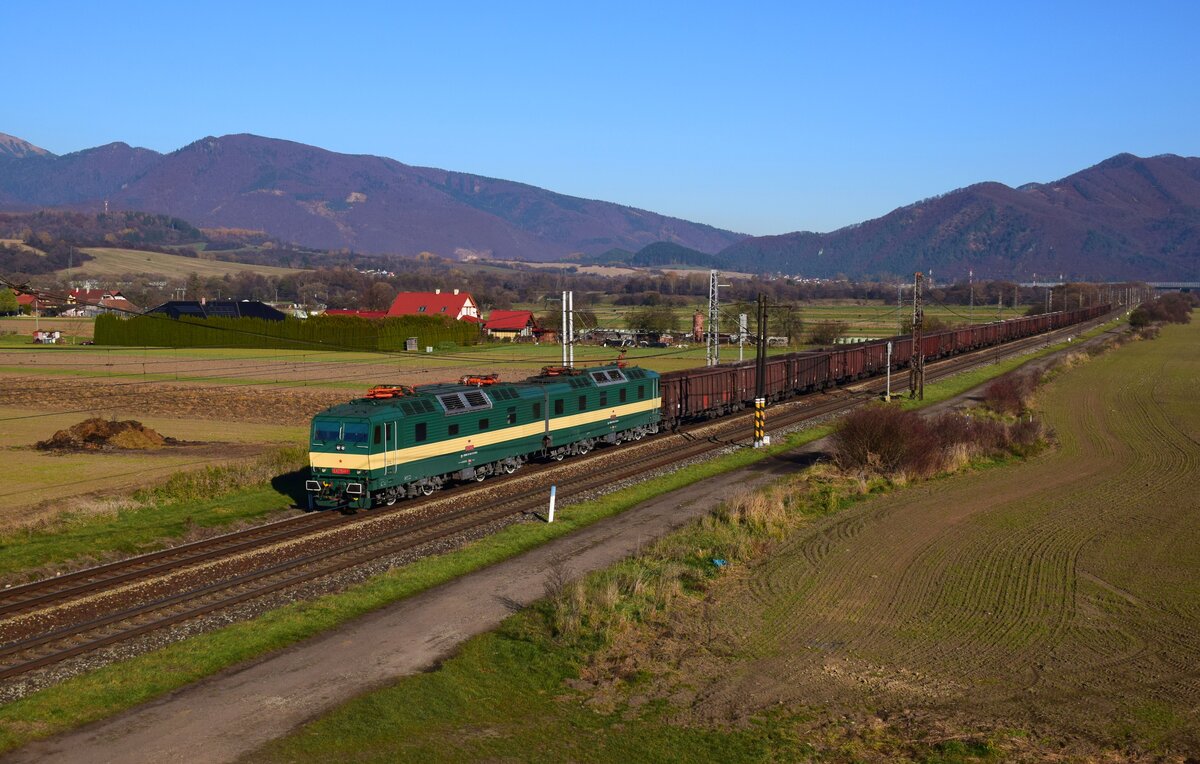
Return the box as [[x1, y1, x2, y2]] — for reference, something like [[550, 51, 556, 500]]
[[0, 446, 306, 581], [0, 316, 1121, 753]]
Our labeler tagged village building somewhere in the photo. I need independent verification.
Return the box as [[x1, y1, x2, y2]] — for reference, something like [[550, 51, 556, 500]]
[[386, 289, 478, 320], [483, 310, 538, 340], [60, 289, 140, 317], [143, 299, 287, 321]]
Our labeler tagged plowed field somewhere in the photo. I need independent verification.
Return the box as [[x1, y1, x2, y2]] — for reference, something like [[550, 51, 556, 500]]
[[660, 322, 1200, 755]]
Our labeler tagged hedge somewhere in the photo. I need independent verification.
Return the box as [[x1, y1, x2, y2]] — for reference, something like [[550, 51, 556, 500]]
[[94, 313, 479, 351]]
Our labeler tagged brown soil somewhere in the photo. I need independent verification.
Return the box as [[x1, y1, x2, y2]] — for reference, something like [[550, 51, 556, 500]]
[[0, 376, 350, 425], [615, 322, 1200, 758], [36, 418, 172, 451]]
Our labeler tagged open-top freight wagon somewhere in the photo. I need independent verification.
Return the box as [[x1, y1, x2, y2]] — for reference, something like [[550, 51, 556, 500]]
[[659, 304, 1108, 425]]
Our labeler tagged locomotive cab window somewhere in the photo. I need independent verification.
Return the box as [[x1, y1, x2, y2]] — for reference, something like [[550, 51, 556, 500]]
[[415, 422, 427, 442], [448, 423, 459, 436], [507, 407, 516, 425], [344, 423, 369, 446], [313, 422, 341, 443], [479, 418, 489, 430], [373, 426, 382, 445]]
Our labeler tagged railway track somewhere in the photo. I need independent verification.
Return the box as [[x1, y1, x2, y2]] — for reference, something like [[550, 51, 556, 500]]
[[0, 314, 1115, 686]]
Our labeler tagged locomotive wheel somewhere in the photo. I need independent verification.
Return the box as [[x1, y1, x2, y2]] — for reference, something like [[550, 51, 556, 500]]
[[633, 428, 643, 441], [503, 461, 517, 474], [577, 442, 590, 455], [474, 469, 487, 482], [384, 494, 397, 506], [552, 450, 565, 461], [420, 483, 435, 496]]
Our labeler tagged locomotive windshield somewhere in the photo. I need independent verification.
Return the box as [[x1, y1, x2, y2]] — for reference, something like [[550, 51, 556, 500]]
[[343, 423, 369, 443], [312, 420, 369, 445]]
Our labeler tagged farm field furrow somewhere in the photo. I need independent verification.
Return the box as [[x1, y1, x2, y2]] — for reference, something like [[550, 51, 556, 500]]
[[665, 321, 1200, 752]]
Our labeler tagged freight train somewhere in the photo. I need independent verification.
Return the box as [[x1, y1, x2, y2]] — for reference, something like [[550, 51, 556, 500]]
[[307, 304, 1109, 510]]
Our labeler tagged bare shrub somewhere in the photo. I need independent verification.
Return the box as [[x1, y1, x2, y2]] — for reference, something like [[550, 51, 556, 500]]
[[982, 370, 1041, 415], [808, 320, 848, 345], [835, 405, 1049, 480], [1009, 417, 1047, 455], [832, 403, 920, 474]]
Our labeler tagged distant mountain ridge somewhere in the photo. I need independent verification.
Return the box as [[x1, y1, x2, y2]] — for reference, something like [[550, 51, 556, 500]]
[[0, 133, 744, 260], [0, 133, 50, 160], [716, 153, 1200, 280], [2, 132, 1196, 279]]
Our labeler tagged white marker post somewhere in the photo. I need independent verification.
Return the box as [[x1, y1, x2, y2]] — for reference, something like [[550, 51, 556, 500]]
[[885, 341, 893, 401], [547, 484, 557, 523]]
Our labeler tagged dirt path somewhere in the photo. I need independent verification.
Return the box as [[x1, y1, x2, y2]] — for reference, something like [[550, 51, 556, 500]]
[[0, 324, 1137, 763]]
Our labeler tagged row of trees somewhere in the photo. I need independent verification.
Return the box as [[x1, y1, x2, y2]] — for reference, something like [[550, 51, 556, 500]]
[[1129, 293, 1196, 328], [94, 312, 479, 351]]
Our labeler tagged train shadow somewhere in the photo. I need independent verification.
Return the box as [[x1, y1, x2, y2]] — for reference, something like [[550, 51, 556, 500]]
[[759, 449, 828, 472], [271, 467, 312, 510]]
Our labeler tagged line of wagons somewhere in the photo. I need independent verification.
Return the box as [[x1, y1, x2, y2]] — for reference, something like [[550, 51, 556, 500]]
[[307, 304, 1107, 510], [660, 304, 1109, 422]]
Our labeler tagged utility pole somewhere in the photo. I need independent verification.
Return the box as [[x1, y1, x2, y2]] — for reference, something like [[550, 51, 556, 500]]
[[706, 270, 719, 366], [738, 312, 747, 363], [559, 290, 575, 367], [909, 272, 924, 400], [560, 290, 567, 367], [754, 293, 768, 447], [969, 268, 974, 323], [885, 340, 893, 401], [996, 291, 1002, 321]]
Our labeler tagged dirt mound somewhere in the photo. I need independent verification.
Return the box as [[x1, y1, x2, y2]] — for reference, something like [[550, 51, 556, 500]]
[[37, 418, 173, 451]]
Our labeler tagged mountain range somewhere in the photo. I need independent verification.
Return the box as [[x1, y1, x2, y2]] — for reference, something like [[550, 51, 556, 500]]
[[722, 153, 1200, 281], [0, 132, 743, 260], [1, 131, 1197, 279]]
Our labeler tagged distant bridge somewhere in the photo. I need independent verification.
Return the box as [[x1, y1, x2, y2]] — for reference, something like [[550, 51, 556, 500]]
[[1147, 282, 1199, 292]]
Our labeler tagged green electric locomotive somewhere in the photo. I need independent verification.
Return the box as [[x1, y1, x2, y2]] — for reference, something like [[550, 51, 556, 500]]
[[306, 364, 661, 510]]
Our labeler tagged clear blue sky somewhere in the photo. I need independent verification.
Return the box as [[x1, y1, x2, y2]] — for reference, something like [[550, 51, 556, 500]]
[[6, 1, 1198, 236]]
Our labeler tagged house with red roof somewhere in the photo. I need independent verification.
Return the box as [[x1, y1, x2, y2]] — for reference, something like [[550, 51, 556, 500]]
[[387, 289, 478, 320], [484, 310, 538, 340]]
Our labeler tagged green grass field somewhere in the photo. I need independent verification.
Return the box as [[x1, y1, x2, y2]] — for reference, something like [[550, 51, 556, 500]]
[[515, 298, 1038, 338], [75, 248, 307, 278]]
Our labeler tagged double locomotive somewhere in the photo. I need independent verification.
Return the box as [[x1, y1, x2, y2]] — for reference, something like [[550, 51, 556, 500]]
[[307, 364, 661, 510], [307, 303, 1108, 510]]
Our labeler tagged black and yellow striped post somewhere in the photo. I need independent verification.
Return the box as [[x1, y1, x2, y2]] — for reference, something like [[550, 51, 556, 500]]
[[753, 396, 766, 448]]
